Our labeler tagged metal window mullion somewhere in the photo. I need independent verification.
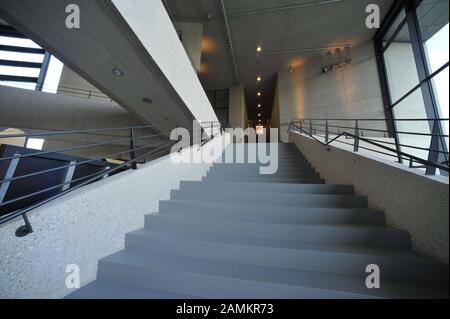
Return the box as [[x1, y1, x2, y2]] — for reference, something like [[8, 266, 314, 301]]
[[405, 0, 449, 175], [35, 52, 51, 91]]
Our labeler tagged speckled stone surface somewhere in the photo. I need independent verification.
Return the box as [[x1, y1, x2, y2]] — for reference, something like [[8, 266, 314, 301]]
[[290, 133, 449, 264], [0, 137, 228, 298]]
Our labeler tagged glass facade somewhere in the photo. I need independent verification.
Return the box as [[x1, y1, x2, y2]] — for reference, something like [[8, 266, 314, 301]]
[[374, 0, 449, 175]]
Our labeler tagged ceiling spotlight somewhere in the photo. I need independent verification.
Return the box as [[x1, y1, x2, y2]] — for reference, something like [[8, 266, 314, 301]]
[[256, 46, 262, 53], [258, 113, 261, 117], [257, 92, 261, 97], [257, 104, 261, 108], [112, 67, 124, 77], [257, 76, 262, 82]]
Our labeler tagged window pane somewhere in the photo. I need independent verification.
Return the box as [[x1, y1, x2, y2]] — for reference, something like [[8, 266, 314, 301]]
[[393, 88, 431, 162], [0, 65, 40, 77], [382, 9, 407, 48], [431, 66, 449, 149], [383, 22, 420, 103], [417, 0, 449, 73], [0, 50, 44, 63]]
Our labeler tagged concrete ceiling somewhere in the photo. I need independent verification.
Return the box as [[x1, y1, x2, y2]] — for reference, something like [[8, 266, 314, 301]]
[[0, 0, 197, 136], [166, 0, 395, 121]]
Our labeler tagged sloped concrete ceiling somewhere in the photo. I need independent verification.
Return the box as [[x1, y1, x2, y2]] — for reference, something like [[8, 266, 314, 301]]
[[0, 0, 207, 134]]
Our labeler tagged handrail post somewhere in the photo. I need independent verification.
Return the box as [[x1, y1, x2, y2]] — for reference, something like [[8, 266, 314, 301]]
[[210, 122, 214, 139], [426, 119, 439, 175], [354, 120, 360, 152], [15, 213, 33, 237], [130, 128, 137, 170], [0, 152, 20, 204], [325, 120, 329, 143], [309, 120, 313, 137]]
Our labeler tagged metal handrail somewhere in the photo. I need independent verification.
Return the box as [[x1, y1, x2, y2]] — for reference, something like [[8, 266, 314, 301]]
[[0, 121, 223, 236], [288, 119, 449, 175]]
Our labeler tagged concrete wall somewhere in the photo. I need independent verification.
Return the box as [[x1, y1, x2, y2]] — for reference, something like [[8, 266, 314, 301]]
[[277, 41, 386, 142], [271, 83, 280, 131], [174, 21, 203, 73], [228, 84, 248, 130], [57, 66, 109, 100], [0, 85, 141, 132], [0, 85, 161, 159], [0, 135, 229, 298], [290, 132, 449, 264], [112, 0, 218, 124]]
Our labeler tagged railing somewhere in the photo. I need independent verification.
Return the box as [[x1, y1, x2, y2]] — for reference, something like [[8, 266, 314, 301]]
[[0, 121, 223, 236], [287, 118, 449, 176]]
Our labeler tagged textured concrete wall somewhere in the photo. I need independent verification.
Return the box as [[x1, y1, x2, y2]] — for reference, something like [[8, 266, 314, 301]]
[[271, 83, 280, 130], [0, 136, 228, 298], [174, 21, 204, 73], [0, 85, 141, 132], [290, 132, 449, 264], [57, 66, 108, 100], [229, 84, 248, 130], [277, 41, 386, 142]]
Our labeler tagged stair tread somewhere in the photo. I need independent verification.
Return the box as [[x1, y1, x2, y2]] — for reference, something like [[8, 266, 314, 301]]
[[66, 280, 196, 299], [98, 249, 447, 299], [129, 228, 417, 258]]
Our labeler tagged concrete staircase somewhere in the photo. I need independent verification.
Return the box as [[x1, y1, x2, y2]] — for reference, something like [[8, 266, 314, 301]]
[[68, 143, 449, 299]]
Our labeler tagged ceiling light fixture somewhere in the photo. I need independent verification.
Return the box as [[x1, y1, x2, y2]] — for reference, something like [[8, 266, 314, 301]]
[[257, 92, 261, 97], [257, 104, 261, 108], [256, 46, 262, 53], [257, 76, 262, 82], [112, 67, 124, 77], [258, 113, 261, 117]]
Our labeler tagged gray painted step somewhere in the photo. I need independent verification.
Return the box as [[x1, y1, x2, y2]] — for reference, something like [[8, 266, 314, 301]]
[[179, 181, 352, 195], [96, 250, 375, 299], [170, 189, 367, 208], [158, 200, 385, 226], [207, 168, 319, 178], [125, 230, 447, 288], [144, 215, 410, 249], [202, 176, 325, 184], [66, 280, 195, 299], [96, 250, 447, 299]]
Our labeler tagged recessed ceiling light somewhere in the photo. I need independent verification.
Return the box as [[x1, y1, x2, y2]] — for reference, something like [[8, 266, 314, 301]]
[[256, 46, 262, 52], [257, 104, 261, 108], [257, 92, 261, 97], [257, 76, 262, 82], [112, 67, 124, 77], [258, 113, 261, 117]]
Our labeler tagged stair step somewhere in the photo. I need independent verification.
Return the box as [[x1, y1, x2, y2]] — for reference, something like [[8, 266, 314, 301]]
[[179, 181, 352, 195], [66, 280, 195, 299], [97, 250, 377, 299], [170, 189, 367, 208], [207, 170, 320, 179], [144, 215, 410, 249], [125, 229, 447, 288], [202, 176, 324, 184], [158, 200, 384, 226], [96, 250, 447, 299]]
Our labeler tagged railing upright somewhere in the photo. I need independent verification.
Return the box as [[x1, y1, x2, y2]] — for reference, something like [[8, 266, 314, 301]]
[[129, 128, 137, 170], [353, 120, 360, 152]]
